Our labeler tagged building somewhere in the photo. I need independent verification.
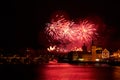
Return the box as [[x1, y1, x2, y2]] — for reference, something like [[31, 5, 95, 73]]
[[102, 48, 110, 59], [81, 43, 92, 61], [112, 49, 120, 61], [96, 46, 103, 60], [91, 40, 97, 61], [64, 40, 111, 62]]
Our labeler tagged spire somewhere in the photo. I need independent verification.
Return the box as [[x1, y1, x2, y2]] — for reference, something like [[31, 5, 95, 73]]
[[83, 43, 85, 46], [91, 39, 94, 46], [82, 43, 87, 53]]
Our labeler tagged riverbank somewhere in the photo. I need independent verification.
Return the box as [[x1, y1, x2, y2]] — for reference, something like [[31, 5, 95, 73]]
[[68, 61, 120, 66]]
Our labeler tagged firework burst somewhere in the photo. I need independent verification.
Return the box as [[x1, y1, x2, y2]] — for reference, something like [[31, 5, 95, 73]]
[[45, 14, 99, 52]]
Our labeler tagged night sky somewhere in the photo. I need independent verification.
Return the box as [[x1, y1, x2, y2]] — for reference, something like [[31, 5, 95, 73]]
[[0, 0, 120, 51]]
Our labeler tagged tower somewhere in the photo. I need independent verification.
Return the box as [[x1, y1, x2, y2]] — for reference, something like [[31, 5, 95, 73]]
[[91, 40, 96, 61], [82, 43, 87, 53]]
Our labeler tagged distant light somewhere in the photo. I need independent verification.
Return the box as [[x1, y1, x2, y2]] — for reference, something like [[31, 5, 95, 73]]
[[47, 45, 56, 52], [119, 54, 120, 57], [26, 48, 30, 52], [78, 58, 84, 61], [95, 59, 100, 61], [88, 50, 91, 52]]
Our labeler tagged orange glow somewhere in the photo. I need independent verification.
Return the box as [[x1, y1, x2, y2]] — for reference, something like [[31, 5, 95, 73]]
[[73, 47, 83, 51]]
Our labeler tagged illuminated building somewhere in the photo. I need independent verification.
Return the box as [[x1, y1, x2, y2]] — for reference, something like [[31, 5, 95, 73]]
[[81, 53, 92, 61], [72, 51, 79, 61], [68, 41, 103, 62], [96, 46, 103, 60], [102, 48, 110, 59], [91, 40, 96, 61], [81, 43, 92, 61], [67, 51, 80, 62], [112, 49, 120, 61]]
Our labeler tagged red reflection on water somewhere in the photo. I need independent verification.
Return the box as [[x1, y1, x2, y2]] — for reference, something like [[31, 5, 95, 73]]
[[38, 63, 95, 80]]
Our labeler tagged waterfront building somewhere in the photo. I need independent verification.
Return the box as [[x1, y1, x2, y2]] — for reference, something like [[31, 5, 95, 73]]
[[91, 40, 97, 61], [102, 48, 110, 59]]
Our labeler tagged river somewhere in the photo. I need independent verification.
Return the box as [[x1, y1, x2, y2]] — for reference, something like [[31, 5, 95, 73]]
[[0, 63, 120, 80]]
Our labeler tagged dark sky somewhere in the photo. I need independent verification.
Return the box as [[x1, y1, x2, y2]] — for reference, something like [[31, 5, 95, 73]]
[[0, 0, 120, 51]]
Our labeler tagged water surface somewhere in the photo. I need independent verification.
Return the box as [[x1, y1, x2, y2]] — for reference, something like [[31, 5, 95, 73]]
[[38, 63, 120, 80], [0, 63, 120, 80]]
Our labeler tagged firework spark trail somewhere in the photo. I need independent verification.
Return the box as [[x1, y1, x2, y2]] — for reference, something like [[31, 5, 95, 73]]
[[45, 15, 98, 52]]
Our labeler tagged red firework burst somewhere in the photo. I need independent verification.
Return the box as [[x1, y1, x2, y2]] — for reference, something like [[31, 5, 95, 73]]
[[45, 13, 99, 52]]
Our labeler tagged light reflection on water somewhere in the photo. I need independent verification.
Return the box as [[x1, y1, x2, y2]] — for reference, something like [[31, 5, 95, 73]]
[[113, 66, 120, 80], [38, 63, 120, 80]]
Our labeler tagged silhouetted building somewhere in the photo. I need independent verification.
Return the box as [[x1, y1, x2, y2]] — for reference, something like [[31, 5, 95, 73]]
[[82, 43, 87, 53]]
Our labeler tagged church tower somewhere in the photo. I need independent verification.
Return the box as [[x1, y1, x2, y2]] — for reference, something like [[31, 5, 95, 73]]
[[82, 43, 87, 53], [91, 40, 96, 61]]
